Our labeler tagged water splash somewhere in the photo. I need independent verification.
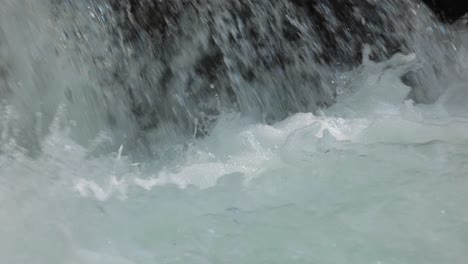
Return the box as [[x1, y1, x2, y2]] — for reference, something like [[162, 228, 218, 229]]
[[2, 0, 461, 153], [1, 1, 468, 263]]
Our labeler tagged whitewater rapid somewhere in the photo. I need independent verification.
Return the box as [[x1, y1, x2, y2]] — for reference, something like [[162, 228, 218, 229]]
[[1, 1, 468, 263], [1, 38, 468, 264]]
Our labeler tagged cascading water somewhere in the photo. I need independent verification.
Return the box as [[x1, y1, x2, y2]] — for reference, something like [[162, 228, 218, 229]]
[[0, 0, 467, 263]]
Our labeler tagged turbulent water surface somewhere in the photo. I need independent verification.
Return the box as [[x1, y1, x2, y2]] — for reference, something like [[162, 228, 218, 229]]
[[1, 1, 468, 263]]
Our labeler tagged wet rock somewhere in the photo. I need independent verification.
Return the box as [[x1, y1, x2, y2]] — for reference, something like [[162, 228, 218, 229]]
[[58, 0, 456, 145]]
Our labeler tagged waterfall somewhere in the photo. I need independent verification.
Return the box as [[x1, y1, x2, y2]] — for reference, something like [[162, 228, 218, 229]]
[[1, 1, 467, 263]]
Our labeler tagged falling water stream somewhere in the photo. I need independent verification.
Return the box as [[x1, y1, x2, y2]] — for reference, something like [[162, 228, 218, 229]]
[[0, 1, 467, 263]]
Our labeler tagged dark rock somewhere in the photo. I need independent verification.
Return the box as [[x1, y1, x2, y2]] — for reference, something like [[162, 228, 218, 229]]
[[58, 0, 458, 147]]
